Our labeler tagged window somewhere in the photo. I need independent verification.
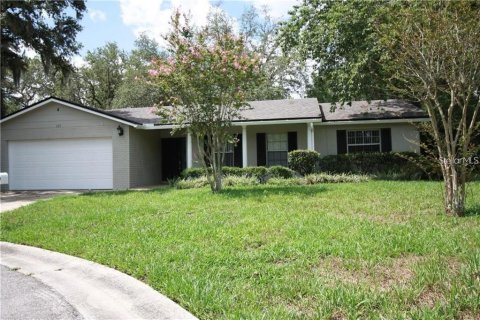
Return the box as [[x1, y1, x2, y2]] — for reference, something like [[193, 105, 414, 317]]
[[267, 133, 288, 166], [215, 142, 234, 166], [347, 130, 381, 153]]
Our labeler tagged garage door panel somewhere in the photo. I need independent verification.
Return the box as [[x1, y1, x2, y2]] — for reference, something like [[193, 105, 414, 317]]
[[9, 138, 113, 190]]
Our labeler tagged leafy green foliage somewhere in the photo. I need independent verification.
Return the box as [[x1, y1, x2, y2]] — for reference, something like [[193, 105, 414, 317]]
[[1, 0, 86, 117], [80, 42, 127, 109], [377, 0, 480, 216], [267, 166, 296, 179], [280, 0, 391, 103], [151, 10, 263, 192], [318, 152, 439, 180], [180, 166, 264, 180], [288, 150, 321, 175], [112, 35, 166, 108], [305, 173, 370, 184]]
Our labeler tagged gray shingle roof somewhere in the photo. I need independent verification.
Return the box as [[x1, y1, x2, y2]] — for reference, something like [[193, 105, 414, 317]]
[[240, 98, 321, 121], [320, 99, 428, 121], [105, 98, 428, 125], [107, 107, 160, 124], [107, 98, 322, 124]]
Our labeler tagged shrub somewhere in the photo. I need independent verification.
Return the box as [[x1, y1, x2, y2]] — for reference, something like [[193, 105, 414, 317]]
[[181, 166, 269, 180], [288, 150, 321, 175], [222, 166, 245, 177], [223, 175, 258, 187], [304, 173, 370, 184], [180, 167, 206, 179], [266, 177, 305, 186], [175, 176, 209, 189], [317, 152, 438, 180], [243, 166, 268, 179], [268, 166, 296, 179]]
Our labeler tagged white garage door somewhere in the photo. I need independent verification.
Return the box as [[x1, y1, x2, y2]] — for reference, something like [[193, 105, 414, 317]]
[[8, 138, 113, 190]]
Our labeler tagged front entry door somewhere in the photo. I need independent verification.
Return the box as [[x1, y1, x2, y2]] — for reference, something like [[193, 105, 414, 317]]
[[161, 138, 187, 180]]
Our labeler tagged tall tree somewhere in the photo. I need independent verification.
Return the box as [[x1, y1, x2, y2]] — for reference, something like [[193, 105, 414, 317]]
[[81, 42, 126, 109], [380, 1, 480, 216], [151, 11, 262, 192], [112, 34, 166, 108], [279, 0, 389, 103], [3, 57, 84, 111], [1, 0, 86, 117], [241, 6, 308, 99], [206, 6, 308, 100]]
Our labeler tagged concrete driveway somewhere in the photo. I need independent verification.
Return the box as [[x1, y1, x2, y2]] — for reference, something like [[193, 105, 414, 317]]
[[1, 265, 83, 320], [0, 191, 78, 212], [1, 242, 197, 319]]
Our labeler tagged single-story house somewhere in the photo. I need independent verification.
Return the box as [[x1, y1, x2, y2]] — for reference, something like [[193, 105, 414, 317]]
[[0, 96, 429, 190]]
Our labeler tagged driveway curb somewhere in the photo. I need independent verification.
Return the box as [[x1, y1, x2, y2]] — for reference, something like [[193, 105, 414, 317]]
[[0, 242, 197, 320]]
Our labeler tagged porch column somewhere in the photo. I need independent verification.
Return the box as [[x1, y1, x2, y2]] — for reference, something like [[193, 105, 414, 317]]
[[307, 122, 315, 150], [186, 131, 193, 168], [242, 125, 248, 167]]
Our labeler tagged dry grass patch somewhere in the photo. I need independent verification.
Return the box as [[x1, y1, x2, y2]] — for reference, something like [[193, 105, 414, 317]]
[[313, 255, 425, 291], [415, 285, 446, 308]]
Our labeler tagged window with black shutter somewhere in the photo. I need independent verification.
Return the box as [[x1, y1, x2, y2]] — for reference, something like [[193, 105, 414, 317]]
[[256, 133, 266, 166]]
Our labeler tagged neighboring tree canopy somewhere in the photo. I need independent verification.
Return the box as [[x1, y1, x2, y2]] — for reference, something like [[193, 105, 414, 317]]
[[3, 5, 304, 114], [1, 0, 86, 117], [81, 42, 127, 109], [240, 7, 308, 99], [151, 11, 263, 192], [280, 0, 390, 103], [112, 35, 167, 108], [5, 35, 168, 111]]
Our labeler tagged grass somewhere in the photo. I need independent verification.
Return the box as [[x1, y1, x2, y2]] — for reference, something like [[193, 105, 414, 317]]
[[1, 181, 480, 319]]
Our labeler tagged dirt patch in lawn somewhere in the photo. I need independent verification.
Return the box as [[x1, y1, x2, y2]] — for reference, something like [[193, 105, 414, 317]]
[[415, 285, 446, 308], [313, 255, 424, 291]]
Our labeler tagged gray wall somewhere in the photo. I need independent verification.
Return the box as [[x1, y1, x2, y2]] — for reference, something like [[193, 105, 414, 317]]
[[129, 128, 163, 187], [1, 101, 130, 190], [191, 123, 309, 166], [314, 122, 420, 156], [190, 122, 420, 166]]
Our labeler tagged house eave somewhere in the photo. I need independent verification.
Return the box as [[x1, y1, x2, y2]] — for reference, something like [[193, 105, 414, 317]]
[[317, 117, 430, 126], [0, 97, 141, 127]]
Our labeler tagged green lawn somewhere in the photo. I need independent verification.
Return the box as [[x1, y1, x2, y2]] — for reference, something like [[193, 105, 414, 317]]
[[2, 181, 480, 319]]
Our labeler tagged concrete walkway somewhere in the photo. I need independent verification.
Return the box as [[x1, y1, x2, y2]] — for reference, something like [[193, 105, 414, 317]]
[[0, 191, 78, 212], [0, 242, 197, 320]]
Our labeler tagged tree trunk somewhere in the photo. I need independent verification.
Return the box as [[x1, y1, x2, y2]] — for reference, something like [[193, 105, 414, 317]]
[[211, 169, 222, 193], [442, 161, 466, 217]]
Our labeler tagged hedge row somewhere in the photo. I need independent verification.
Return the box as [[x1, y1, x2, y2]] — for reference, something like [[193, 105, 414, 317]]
[[175, 173, 371, 189], [317, 152, 441, 180], [181, 152, 478, 181], [180, 165, 297, 180]]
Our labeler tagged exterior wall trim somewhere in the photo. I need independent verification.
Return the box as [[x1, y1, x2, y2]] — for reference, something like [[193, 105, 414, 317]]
[[1, 97, 140, 127], [317, 118, 430, 126]]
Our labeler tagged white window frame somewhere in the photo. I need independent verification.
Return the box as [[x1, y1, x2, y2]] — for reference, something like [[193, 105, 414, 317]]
[[266, 133, 288, 166], [346, 129, 381, 153]]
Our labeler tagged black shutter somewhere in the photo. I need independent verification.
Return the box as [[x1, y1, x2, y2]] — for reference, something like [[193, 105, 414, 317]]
[[288, 131, 298, 151], [203, 135, 210, 166], [337, 130, 347, 154], [381, 128, 392, 152], [234, 134, 242, 167], [256, 133, 266, 166]]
